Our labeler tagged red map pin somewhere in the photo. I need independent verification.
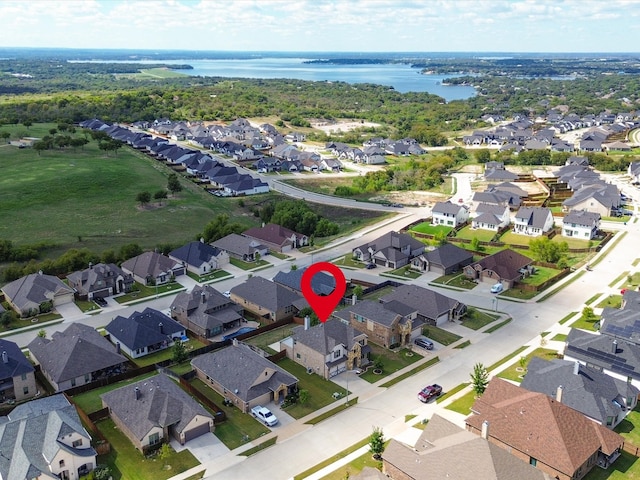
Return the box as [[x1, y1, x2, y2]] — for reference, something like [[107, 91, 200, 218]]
[[300, 262, 347, 323]]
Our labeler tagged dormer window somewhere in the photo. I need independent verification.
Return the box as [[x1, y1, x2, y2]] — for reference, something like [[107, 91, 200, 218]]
[[72, 438, 83, 447]]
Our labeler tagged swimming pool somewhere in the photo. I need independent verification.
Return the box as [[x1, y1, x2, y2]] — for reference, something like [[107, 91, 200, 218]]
[[222, 327, 256, 341]]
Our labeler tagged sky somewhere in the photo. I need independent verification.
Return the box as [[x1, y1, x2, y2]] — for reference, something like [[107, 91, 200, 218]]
[[0, 0, 638, 53]]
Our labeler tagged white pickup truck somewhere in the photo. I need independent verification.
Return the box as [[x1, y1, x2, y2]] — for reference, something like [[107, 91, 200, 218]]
[[251, 405, 278, 426]]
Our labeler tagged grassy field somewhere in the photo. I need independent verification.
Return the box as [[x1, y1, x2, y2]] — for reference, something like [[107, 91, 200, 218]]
[[410, 222, 453, 236], [359, 343, 423, 383], [497, 348, 559, 382], [596, 294, 623, 309], [571, 314, 601, 331], [519, 266, 562, 286], [462, 308, 499, 330], [454, 226, 496, 242], [431, 272, 477, 289], [72, 371, 159, 413], [244, 324, 297, 354], [421, 326, 462, 346]]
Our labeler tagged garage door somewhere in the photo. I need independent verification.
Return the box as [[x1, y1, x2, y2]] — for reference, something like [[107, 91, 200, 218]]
[[183, 422, 211, 442]]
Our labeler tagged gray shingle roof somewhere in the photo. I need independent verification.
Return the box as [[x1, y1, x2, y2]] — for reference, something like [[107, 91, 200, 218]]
[[169, 241, 224, 268], [212, 233, 266, 257], [101, 373, 212, 441], [333, 300, 409, 328], [121, 251, 183, 280], [170, 285, 243, 332], [1, 273, 74, 313], [515, 207, 552, 229], [380, 284, 465, 322], [563, 209, 601, 227], [273, 267, 335, 295], [28, 323, 127, 386], [383, 414, 551, 480], [230, 276, 303, 312], [424, 244, 473, 270], [0, 338, 34, 382], [191, 343, 298, 403], [476, 203, 508, 215], [521, 357, 638, 425], [1, 394, 95, 479], [67, 262, 133, 297], [432, 201, 464, 215], [354, 231, 424, 260], [105, 308, 184, 351], [292, 319, 362, 355]]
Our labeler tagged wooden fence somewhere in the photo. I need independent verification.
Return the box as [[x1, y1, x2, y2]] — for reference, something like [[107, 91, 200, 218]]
[[65, 394, 111, 455], [178, 377, 227, 425], [623, 441, 640, 457]]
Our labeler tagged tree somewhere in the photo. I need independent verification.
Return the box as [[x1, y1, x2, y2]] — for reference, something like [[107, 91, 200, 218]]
[[167, 173, 183, 194], [154, 190, 168, 203], [299, 389, 309, 405], [0, 311, 12, 328], [470, 236, 480, 251], [470, 362, 489, 395], [201, 214, 244, 243], [0, 131, 9, 143], [581, 306, 594, 320], [22, 120, 32, 129], [172, 339, 188, 363], [529, 236, 568, 264], [33, 140, 48, 155], [119, 243, 143, 261], [37, 329, 47, 338], [475, 149, 491, 163], [353, 285, 364, 299], [158, 442, 171, 468], [369, 427, 385, 460], [136, 191, 151, 206]]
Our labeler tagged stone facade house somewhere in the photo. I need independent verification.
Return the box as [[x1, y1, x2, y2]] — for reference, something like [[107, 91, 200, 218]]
[[352, 231, 425, 268], [1, 272, 74, 317], [282, 319, 370, 379], [0, 338, 37, 402], [464, 249, 533, 289], [121, 251, 185, 286], [67, 262, 134, 300], [229, 276, 304, 323], [242, 223, 308, 253]]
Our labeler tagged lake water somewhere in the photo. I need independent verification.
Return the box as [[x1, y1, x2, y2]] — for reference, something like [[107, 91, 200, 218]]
[[88, 57, 477, 101]]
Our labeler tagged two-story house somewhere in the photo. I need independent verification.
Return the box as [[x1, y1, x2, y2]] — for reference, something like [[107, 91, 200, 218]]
[[432, 201, 470, 228], [229, 276, 305, 323], [283, 319, 370, 379], [0, 338, 37, 402], [513, 207, 553, 236], [562, 210, 601, 240], [67, 262, 134, 300], [352, 231, 425, 268], [472, 203, 511, 231]]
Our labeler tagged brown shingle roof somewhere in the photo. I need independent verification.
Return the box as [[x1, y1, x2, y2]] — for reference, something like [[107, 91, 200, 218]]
[[465, 378, 623, 477], [472, 248, 532, 281]]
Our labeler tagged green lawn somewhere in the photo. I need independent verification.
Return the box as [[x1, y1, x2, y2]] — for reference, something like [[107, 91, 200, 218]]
[[559, 311, 579, 324], [269, 251, 291, 260], [186, 269, 233, 283], [551, 333, 568, 342], [484, 318, 512, 333], [188, 378, 269, 449], [72, 372, 159, 414], [454, 226, 496, 242], [115, 282, 183, 303], [623, 272, 640, 291], [76, 298, 101, 313], [359, 343, 423, 383], [421, 326, 462, 346], [320, 451, 382, 480], [551, 234, 593, 249], [277, 358, 347, 418], [96, 418, 199, 480], [445, 389, 477, 415], [129, 338, 207, 367], [431, 272, 477, 290], [615, 407, 640, 445], [380, 357, 440, 388], [497, 348, 559, 382], [293, 437, 370, 480], [243, 325, 296, 354], [360, 285, 395, 301], [497, 231, 534, 246], [332, 255, 367, 268], [519, 266, 562, 286], [385, 267, 421, 279], [609, 271, 630, 288], [596, 294, 623, 309], [462, 308, 500, 330], [229, 258, 270, 270], [583, 451, 640, 480], [571, 314, 601, 331], [410, 222, 453, 236], [499, 287, 538, 300]]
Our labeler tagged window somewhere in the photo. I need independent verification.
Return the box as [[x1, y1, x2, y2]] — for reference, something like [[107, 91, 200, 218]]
[[296, 353, 300, 359], [23, 386, 28, 395], [529, 457, 537, 467], [59, 460, 65, 468], [72, 438, 83, 447], [606, 416, 614, 426], [149, 432, 160, 445], [334, 350, 340, 359], [85, 374, 90, 383], [70, 378, 76, 387], [21, 373, 27, 381]]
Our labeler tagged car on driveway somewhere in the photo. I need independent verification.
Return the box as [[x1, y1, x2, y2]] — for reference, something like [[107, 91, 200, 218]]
[[414, 337, 434, 350], [251, 405, 278, 426], [366, 263, 377, 269], [94, 297, 108, 307], [490, 283, 504, 294], [418, 384, 442, 402]]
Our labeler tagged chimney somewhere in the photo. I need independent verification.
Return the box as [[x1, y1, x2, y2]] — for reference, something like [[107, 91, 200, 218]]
[[1, 352, 7, 364], [556, 385, 564, 403], [201, 291, 206, 303], [613, 339, 618, 354], [481, 420, 489, 439], [352, 294, 357, 305], [573, 361, 580, 375], [134, 387, 140, 400], [304, 315, 310, 330], [116, 342, 121, 354], [232, 338, 238, 347], [159, 322, 164, 334], [89, 262, 93, 269]]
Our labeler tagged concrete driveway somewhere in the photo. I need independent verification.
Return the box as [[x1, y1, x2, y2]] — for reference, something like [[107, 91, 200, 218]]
[[267, 403, 297, 429], [55, 302, 84, 320], [170, 432, 229, 464]]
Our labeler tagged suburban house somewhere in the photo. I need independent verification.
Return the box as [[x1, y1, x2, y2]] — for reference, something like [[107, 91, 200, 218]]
[[379, 284, 467, 326], [465, 378, 624, 480], [411, 243, 474, 274], [472, 203, 511, 231], [191, 342, 298, 413], [383, 414, 551, 480], [169, 240, 230, 275], [0, 394, 97, 480], [562, 184, 621, 217], [0, 338, 37, 402], [212, 233, 269, 262], [282, 318, 370, 379], [521, 357, 639, 429], [121, 251, 185, 286], [562, 210, 601, 239], [513, 207, 553, 236], [101, 373, 214, 452], [229, 276, 305, 323], [564, 328, 640, 390], [431, 201, 470, 228], [333, 300, 420, 349], [28, 323, 128, 392], [485, 167, 519, 182], [105, 308, 185, 359], [464, 248, 533, 289], [352, 231, 425, 268], [170, 285, 244, 339], [67, 262, 134, 300], [243, 223, 308, 253], [629, 161, 640, 183], [273, 267, 336, 296], [1, 271, 75, 317]]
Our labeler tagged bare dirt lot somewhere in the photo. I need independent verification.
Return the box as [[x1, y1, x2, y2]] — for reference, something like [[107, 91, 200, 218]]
[[310, 120, 381, 134]]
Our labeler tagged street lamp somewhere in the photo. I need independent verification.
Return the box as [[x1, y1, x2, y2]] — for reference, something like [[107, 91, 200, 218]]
[[492, 297, 498, 312]]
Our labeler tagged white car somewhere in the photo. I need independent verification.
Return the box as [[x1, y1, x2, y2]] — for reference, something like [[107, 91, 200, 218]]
[[223, 291, 231, 298], [251, 405, 278, 426], [490, 283, 504, 294]]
